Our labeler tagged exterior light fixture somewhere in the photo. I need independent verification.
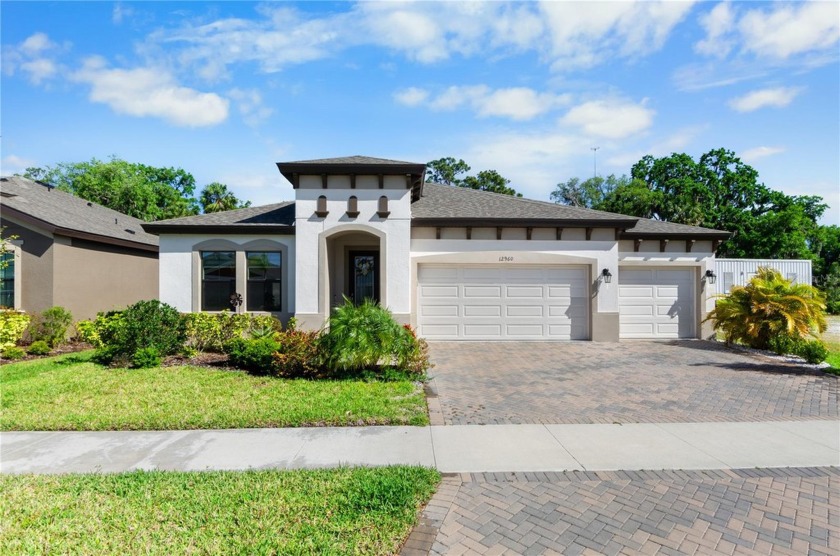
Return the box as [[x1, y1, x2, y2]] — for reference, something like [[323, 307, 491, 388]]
[[704, 270, 717, 284], [601, 269, 613, 284]]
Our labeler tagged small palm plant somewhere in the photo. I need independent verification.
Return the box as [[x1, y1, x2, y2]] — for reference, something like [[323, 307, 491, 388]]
[[320, 297, 416, 372], [705, 267, 827, 349]]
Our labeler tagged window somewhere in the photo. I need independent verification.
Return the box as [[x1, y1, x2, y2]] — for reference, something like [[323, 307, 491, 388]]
[[377, 195, 390, 217], [346, 196, 359, 217], [247, 252, 282, 311], [0, 252, 14, 309], [201, 251, 236, 311], [315, 195, 328, 217]]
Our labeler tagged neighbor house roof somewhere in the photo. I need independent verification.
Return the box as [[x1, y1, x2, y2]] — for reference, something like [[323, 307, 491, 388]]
[[142, 202, 295, 234], [0, 175, 158, 251]]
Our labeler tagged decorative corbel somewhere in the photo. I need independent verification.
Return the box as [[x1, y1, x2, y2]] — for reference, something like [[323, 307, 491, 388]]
[[660, 239, 670, 252], [321, 174, 328, 189], [526, 227, 533, 240], [634, 239, 643, 252]]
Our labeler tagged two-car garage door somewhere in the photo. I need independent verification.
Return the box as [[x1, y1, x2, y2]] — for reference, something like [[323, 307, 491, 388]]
[[417, 265, 589, 340]]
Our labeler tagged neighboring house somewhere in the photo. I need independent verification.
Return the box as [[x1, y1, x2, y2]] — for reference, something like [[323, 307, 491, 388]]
[[715, 259, 812, 292], [0, 176, 159, 321], [143, 156, 730, 341]]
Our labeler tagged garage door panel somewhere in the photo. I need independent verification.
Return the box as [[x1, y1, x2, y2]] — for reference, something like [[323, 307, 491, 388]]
[[507, 286, 543, 298], [464, 305, 501, 317], [507, 324, 544, 336], [421, 285, 459, 298], [422, 324, 460, 337], [619, 267, 695, 339], [417, 265, 589, 340], [419, 267, 458, 282], [464, 324, 502, 337], [421, 305, 459, 317], [506, 305, 543, 317], [464, 286, 501, 298]]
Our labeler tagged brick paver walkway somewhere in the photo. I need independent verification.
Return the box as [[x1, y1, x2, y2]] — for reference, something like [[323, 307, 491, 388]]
[[402, 468, 840, 556], [428, 341, 839, 425]]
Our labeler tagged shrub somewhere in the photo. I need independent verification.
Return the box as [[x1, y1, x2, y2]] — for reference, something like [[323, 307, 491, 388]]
[[76, 312, 125, 349], [183, 311, 253, 352], [272, 329, 323, 378], [798, 340, 829, 364], [225, 337, 280, 373], [2, 346, 26, 360], [0, 310, 30, 350], [319, 298, 428, 375], [28, 306, 73, 347], [27, 340, 51, 356], [132, 346, 162, 369], [705, 267, 827, 350], [95, 300, 186, 367]]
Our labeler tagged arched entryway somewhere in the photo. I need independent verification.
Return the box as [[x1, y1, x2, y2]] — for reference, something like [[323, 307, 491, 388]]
[[319, 225, 387, 314]]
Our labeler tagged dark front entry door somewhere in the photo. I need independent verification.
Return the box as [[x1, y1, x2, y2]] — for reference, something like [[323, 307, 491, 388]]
[[348, 251, 379, 304]]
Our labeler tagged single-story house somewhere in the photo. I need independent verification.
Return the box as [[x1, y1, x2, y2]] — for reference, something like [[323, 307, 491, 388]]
[[0, 176, 159, 320], [143, 156, 730, 341]]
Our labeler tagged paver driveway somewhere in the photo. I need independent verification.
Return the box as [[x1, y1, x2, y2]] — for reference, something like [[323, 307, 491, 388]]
[[427, 341, 839, 425], [403, 468, 840, 556]]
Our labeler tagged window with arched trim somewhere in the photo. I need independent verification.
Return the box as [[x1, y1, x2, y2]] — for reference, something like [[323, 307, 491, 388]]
[[377, 195, 390, 218], [346, 196, 359, 217], [315, 195, 328, 217]]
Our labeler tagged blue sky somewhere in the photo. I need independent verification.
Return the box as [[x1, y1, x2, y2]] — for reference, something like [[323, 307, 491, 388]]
[[2, 1, 838, 224]]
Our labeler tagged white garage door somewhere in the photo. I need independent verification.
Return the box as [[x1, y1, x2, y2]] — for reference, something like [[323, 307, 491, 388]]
[[417, 265, 589, 340], [619, 268, 695, 339]]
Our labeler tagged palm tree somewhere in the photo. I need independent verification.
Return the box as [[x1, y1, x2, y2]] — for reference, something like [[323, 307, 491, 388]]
[[200, 182, 250, 213], [705, 267, 827, 348]]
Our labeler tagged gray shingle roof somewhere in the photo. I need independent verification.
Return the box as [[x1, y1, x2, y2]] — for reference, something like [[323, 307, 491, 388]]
[[143, 202, 295, 234], [412, 183, 638, 225], [413, 183, 729, 237], [0, 175, 158, 247], [281, 155, 420, 165]]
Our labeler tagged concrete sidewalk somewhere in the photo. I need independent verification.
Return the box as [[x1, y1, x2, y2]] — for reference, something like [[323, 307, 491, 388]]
[[1, 420, 837, 475]]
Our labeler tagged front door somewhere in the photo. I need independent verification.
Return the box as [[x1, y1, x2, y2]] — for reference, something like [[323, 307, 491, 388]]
[[348, 251, 380, 304]]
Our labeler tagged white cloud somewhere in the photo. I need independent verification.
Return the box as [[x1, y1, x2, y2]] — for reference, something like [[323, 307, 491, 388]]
[[72, 56, 229, 127], [561, 99, 654, 139], [740, 146, 785, 163], [694, 1, 735, 57], [606, 125, 708, 167], [739, 1, 839, 59], [728, 86, 803, 112], [112, 3, 135, 25], [1, 154, 37, 175], [394, 87, 429, 107], [397, 85, 569, 121], [228, 88, 273, 127], [2, 32, 62, 84], [540, 1, 695, 69]]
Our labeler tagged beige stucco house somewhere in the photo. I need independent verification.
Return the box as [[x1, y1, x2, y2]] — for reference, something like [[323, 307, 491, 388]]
[[144, 156, 730, 342], [0, 176, 159, 321]]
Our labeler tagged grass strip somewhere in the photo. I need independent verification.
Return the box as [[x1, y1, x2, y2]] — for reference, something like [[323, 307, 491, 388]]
[[1, 466, 440, 555], [1, 352, 428, 430]]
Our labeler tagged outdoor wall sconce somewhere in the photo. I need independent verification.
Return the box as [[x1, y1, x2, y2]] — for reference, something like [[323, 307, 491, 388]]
[[704, 270, 717, 284], [601, 269, 613, 283]]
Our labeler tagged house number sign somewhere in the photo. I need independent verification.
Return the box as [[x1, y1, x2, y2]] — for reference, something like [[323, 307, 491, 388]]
[[498, 256, 514, 262]]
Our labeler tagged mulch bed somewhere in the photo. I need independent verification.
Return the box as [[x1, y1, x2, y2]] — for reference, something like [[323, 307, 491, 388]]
[[162, 352, 236, 370], [0, 342, 94, 365]]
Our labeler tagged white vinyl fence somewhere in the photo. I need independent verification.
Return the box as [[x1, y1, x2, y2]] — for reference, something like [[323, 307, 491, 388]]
[[715, 259, 812, 293]]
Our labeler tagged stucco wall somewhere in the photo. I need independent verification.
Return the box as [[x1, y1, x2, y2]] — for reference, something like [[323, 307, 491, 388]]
[[52, 237, 158, 321], [294, 175, 412, 323], [0, 217, 55, 314], [157, 234, 296, 317]]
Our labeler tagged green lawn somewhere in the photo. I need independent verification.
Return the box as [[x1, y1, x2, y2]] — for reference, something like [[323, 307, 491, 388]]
[[0, 466, 440, 555], [0, 352, 428, 430], [824, 340, 840, 376]]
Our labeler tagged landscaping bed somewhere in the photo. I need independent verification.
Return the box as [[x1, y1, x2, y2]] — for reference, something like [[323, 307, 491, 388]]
[[0, 352, 429, 430], [0, 466, 440, 555]]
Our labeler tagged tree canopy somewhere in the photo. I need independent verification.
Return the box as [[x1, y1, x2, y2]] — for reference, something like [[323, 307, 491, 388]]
[[23, 157, 250, 221], [551, 148, 838, 311], [426, 157, 522, 197], [200, 182, 251, 213]]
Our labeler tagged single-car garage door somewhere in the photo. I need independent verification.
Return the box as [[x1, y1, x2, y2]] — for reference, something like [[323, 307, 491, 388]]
[[619, 267, 695, 339], [417, 265, 589, 340]]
